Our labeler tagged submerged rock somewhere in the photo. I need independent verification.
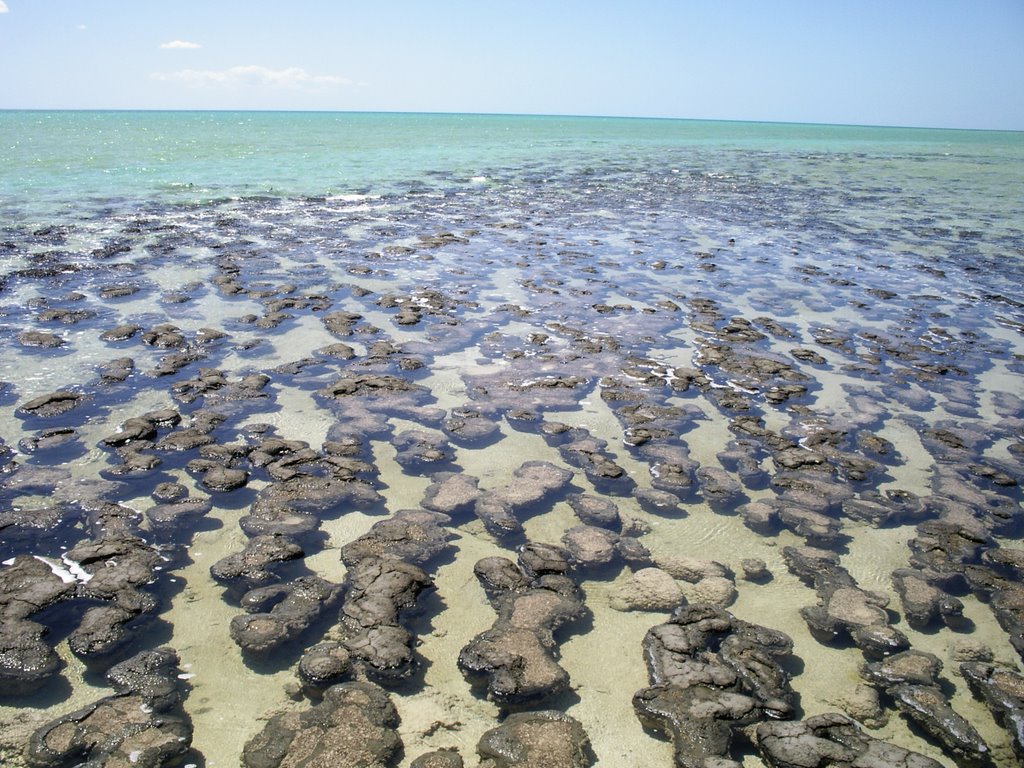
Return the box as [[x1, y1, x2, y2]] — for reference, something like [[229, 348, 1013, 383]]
[[422, 472, 482, 516], [566, 493, 621, 530], [393, 429, 454, 471], [473, 461, 574, 539], [443, 407, 501, 445]]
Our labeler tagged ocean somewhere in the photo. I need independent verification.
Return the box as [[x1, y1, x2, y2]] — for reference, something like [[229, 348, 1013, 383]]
[[0, 111, 1023, 767]]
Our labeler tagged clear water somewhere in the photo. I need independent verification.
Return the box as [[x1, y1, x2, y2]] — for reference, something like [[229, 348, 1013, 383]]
[[0, 111, 1023, 767]]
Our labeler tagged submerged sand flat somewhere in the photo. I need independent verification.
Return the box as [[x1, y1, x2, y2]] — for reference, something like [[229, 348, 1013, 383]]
[[0, 125, 1023, 768]]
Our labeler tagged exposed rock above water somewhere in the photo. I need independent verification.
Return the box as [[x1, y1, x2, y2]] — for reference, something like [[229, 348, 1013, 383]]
[[633, 603, 797, 767], [477, 710, 592, 768], [460, 547, 586, 709], [756, 712, 944, 768], [242, 681, 401, 768], [27, 647, 193, 768]]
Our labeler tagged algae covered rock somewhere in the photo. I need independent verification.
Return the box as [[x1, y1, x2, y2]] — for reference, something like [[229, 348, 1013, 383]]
[[242, 681, 401, 768]]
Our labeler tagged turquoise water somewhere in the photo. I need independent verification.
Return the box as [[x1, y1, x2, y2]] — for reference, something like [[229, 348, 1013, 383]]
[[3, 111, 1023, 222], [1, 112, 1023, 767]]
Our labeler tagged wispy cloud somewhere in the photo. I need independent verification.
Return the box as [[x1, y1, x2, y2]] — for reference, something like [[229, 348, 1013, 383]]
[[160, 40, 201, 50], [0, 2, 9, 14], [151, 64, 352, 90]]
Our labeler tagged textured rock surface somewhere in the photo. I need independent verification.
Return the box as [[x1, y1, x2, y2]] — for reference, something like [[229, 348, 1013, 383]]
[[459, 548, 586, 708], [477, 710, 592, 768], [242, 681, 401, 768], [27, 647, 192, 768], [609, 567, 685, 612], [756, 712, 944, 768], [634, 603, 796, 767]]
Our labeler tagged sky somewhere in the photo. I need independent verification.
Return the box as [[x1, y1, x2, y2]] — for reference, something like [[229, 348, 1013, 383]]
[[0, 0, 1022, 129]]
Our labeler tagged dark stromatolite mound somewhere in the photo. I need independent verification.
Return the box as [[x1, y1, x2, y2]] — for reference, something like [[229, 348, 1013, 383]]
[[755, 712, 944, 768], [242, 681, 401, 768], [101, 415, 160, 447], [861, 650, 989, 765], [557, 431, 632, 491], [298, 641, 352, 695], [200, 465, 249, 492], [634, 684, 756, 768], [340, 509, 453, 567], [16, 389, 85, 418], [210, 534, 304, 588], [784, 546, 908, 658], [961, 662, 1024, 762], [459, 547, 586, 709], [473, 461, 574, 539], [422, 472, 482, 516], [60, 535, 162, 659], [331, 512, 452, 679], [633, 603, 796, 768], [634, 487, 687, 517], [318, 372, 430, 403], [640, 443, 699, 499], [242, 473, 385, 538], [561, 524, 650, 571], [696, 465, 745, 511], [231, 575, 343, 656], [393, 429, 454, 471], [100, 323, 141, 342], [321, 309, 365, 336], [888, 684, 990, 766], [145, 497, 212, 538], [892, 568, 964, 629], [862, 649, 942, 689], [172, 368, 270, 406], [477, 710, 592, 768], [566, 493, 621, 530], [27, 647, 192, 768], [0, 556, 77, 694], [337, 556, 433, 681], [17, 426, 79, 456], [776, 502, 844, 547], [17, 330, 64, 348], [442, 406, 500, 445], [412, 749, 464, 768]]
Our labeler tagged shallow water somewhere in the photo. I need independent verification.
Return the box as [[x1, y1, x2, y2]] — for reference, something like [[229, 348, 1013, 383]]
[[1, 112, 1023, 767]]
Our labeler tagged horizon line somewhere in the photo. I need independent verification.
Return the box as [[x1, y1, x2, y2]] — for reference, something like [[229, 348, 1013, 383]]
[[1, 107, 1020, 134]]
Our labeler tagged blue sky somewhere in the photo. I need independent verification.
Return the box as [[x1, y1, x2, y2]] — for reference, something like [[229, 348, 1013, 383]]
[[1, 0, 1022, 129]]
